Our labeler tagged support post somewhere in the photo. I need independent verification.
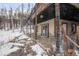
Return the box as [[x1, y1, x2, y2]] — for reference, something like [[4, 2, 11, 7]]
[[35, 4, 37, 40], [55, 3, 62, 55]]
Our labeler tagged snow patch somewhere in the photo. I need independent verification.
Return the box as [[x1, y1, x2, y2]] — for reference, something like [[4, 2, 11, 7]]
[[0, 43, 20, 56], [52, 45, 56, 52], [0, 29, 23, 44], [75, 50, 79, 56], [18, 35, 29, 39], [9, 43, 24, 47], [0, 28, 34, 56], [31, 44, 46, 56], [28, 38, 31, 40]]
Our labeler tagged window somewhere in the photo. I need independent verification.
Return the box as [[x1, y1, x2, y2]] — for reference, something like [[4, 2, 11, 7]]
[[62, 23, 68, 34], [41, 23, 49, 37], [71, 23, 76, 34]]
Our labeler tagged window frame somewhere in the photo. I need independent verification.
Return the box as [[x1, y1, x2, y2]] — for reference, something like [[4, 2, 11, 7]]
[[41, 23, 49, 37], [71, 23, 76, 34]]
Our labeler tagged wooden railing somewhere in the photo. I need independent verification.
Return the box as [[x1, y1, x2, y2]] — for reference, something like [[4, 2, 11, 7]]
[[64, 34, 79, 48], [62, 25, 79, 48]]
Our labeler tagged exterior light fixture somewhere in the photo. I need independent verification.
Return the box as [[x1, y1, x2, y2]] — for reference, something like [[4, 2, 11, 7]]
[[40, 14, 43, 19]]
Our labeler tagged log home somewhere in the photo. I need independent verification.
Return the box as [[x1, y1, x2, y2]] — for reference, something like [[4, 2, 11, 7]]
[[30, 3, 79, 55]]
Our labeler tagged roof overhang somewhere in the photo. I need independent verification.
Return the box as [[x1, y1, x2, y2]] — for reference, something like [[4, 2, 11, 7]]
[[31, 3, 50, 19], [31, 3, 79, 22], [70, 3, 79, 8]]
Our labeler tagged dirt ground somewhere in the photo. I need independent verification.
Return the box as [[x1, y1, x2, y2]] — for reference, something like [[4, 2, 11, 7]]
[[30, 34, 54, 56]]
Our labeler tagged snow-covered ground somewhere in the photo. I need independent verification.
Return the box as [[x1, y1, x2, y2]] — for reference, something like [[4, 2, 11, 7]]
[[0, 28, 79, 56], [0, 29, 22, 55], [0, 26, 34, 44], [0, 29, 23, 44], [0, 43, 20, 56], [0, 28, 48, 56], [0, 28, 31, 56]]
